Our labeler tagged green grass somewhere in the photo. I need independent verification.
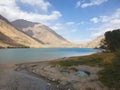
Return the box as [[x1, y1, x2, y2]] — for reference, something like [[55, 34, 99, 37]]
[[51, 53, 114, 67], [99, 68, 120, 90], [99, 50, 120, 90]]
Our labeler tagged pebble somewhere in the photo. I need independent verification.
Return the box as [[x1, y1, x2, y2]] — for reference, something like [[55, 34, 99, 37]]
[[48, 83, 51, 86], [52, 79, 56, 81], [57, 85, 59, 88]]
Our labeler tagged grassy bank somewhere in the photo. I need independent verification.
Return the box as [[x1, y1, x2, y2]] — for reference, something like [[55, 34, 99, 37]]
[[99, 50, 120, 90], [52, 53, 114, 67], [52, 52, 120, 89]]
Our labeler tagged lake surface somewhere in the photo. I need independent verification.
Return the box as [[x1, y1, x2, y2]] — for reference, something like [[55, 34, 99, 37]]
[[0, 48, 99, 63]]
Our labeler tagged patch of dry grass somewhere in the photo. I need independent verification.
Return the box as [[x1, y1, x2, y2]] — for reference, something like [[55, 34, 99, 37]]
[[51, 53, 114, 67]]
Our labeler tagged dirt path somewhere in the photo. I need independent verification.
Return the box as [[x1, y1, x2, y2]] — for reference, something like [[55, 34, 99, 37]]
[[0, 64, 73, 90], [0, 64, 48, 90]]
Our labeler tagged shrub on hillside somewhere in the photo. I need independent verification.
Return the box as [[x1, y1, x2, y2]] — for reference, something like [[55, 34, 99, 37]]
[[102, 29, 120, 52]]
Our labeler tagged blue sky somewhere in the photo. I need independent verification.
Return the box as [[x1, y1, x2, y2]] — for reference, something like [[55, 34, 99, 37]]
[[0, 0, 120, 43]]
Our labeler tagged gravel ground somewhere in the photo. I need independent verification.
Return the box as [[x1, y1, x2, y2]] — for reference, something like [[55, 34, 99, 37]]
[[16, 60, 108, 90], [0, 57, 108, 90], [0, 64, 48, 90]]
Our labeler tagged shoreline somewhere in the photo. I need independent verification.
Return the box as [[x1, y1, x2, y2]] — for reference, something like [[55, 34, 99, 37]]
[[15, 51, 97, 65], [0, 48, 99, 64], [15, 53, 108, 90], [0, 52, 108, 90]]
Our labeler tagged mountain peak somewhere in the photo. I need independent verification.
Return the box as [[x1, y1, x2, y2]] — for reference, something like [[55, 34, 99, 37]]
[[0, 15, 43, 48], [0, 15, 11, 24], [12, 19, 39, 30], [12, 19, 70, 46]]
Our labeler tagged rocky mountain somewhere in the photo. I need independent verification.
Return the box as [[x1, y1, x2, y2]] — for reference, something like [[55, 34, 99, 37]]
[[12, 19, 71, 47], [0, 14, 104, 48], [0, 15, 43, 48], [82, 35, 105, 48]]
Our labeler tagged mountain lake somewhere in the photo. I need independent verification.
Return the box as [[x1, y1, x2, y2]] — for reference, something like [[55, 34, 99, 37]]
[[0, 48, 99, 63]]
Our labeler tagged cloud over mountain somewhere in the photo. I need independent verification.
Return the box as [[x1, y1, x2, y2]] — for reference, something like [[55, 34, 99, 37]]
[[0, 0, 61, 23]]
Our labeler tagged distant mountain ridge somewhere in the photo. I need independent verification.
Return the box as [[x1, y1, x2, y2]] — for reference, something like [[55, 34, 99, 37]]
[[12, 19, 70, 46], [81, 35, 104, 48], [0, 14, 105, 48]]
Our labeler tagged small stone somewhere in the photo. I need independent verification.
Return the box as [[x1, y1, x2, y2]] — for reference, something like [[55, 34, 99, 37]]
[[47, 83, 51, 86], [52, 78, 56, 81]]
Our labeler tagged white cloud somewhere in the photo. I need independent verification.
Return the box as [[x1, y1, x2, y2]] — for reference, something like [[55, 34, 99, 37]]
[[91, 8, 120, 37], [90, 17, 99, 23], [0, 1, 14, 7], [100, 16, 109, 22], [66, 22, 75, 25], [77, 21, 84, 25], [110, 19, 120, 24], [50, 23, 63, 31], [71, 29, 77, 32], [0, 0, 62, 23], [76, 0, 108, 8], [76, 1, 81, 8], [19, 0, 51, 12]]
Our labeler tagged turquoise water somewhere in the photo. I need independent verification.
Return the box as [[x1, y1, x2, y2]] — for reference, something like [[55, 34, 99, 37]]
[[0, 48, 98, 63]]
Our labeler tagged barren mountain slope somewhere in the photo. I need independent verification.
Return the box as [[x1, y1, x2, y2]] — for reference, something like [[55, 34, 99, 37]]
[[82, 35, 104, 48], [0, 15, 43, 48], [12, 20, 71, 46]]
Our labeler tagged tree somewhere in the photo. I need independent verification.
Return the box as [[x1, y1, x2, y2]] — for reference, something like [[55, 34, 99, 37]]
[[102, 29, 120, 52]]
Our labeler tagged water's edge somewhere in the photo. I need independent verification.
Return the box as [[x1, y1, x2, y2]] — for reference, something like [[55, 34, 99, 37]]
[[0, 48, 99, 63]]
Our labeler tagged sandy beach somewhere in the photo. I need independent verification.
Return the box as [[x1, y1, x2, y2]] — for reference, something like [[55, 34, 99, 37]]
[[0, 56, 108, 90]]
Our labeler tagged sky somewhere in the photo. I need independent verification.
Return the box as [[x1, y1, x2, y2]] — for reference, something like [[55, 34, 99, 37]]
[[0, 0, 120, 44]]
